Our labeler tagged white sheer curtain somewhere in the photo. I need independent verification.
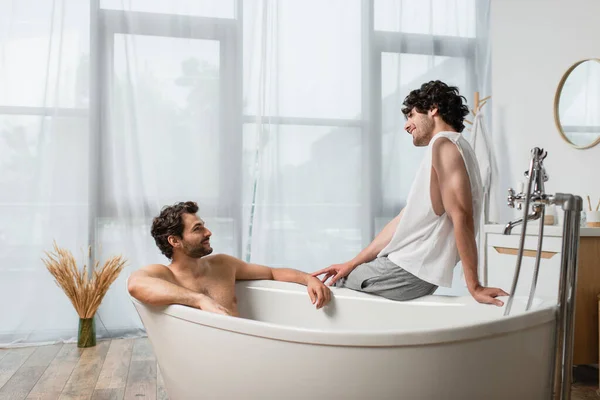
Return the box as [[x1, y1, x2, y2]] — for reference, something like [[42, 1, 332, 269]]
[[242, 0, 364, 269], [0, 0, 92, 346], [0, 0, 490, 347]]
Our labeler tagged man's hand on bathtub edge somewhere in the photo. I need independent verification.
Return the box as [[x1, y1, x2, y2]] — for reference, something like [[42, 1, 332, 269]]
[[306, 277, 332, 309], [469, 285, 509, 307], [311, 262, 356, 287]]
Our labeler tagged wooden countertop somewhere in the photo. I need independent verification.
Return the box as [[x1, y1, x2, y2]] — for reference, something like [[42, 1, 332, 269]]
[[484, 223, 600, 237]]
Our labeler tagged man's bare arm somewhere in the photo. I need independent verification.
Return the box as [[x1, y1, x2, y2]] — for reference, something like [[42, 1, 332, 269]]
[[312, 209, 405, 285], [127, 265, 230, 314], [216, 255, 331, 308], [350, 209, 405, 267], [218, 254, 305, 284], [433, 138, 508, 306]]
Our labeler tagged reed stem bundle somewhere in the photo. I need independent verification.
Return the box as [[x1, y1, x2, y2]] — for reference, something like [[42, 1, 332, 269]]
[[42, 242, 127, 319]]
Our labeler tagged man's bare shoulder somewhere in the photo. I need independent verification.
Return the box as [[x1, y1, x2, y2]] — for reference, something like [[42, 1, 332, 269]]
[[203, 254, 250, 278], [432, 137, 462, 168], [432, 136, 458, 154], [134, 263, 174, 279], [204, 253, 244, 267]]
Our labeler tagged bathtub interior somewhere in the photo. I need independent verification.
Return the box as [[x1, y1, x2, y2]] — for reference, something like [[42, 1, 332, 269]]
[[234, 280, 556, 332]]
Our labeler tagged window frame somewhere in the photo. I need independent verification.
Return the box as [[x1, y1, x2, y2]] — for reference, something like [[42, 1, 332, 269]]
[[92, 6, 243, 255]]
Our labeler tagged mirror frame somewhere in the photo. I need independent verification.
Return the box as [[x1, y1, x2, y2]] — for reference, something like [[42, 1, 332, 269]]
[[553, 58, 600, 150]]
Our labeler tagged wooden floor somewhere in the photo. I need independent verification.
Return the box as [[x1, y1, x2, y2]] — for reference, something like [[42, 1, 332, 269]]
[[0, 337, 598, 399], [0, 338, 166, 400]]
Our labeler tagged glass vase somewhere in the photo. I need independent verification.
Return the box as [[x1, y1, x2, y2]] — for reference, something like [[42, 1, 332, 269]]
[[78, 317, 96, 348]]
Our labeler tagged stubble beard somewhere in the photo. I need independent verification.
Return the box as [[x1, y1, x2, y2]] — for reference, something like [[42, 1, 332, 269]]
[[182, 241, 213, 258]]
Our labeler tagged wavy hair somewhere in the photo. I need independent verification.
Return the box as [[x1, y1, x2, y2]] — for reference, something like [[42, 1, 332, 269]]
[[402, 80, 469, 133], [150, 201, 199, 259]]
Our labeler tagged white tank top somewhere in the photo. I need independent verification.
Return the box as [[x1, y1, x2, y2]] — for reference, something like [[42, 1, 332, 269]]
[[378, 131, 483, 287]]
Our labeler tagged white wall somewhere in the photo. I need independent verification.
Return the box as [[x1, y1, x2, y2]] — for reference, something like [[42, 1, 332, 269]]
[[491, 0, 600, 223]]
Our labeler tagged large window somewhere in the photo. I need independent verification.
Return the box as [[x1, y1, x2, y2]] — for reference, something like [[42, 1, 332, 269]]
[[92, 0, 483, 267]]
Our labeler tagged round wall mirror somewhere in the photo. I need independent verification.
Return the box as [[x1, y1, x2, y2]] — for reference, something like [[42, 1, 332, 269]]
[[554, 59, 600, 149]]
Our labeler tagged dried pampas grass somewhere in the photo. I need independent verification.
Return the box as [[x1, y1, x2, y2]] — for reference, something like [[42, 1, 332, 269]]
[[42, 242, 127, 319]]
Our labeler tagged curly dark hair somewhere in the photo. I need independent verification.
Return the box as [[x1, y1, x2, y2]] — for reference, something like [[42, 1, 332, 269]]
[[401, 80, 469, 133], [151, 201, 199, 259]]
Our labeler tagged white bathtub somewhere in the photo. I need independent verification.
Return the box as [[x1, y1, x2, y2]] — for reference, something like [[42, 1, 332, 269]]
[[130, 280, 557, 400]]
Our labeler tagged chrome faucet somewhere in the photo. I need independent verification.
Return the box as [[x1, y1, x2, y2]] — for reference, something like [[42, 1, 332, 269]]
[[503, 205, 543, 235], [499, 146, 583, 400], [504, 148, 551, 235]]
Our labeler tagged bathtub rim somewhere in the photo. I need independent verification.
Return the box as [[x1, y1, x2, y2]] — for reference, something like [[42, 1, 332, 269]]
[[130, 280, 557, 347]]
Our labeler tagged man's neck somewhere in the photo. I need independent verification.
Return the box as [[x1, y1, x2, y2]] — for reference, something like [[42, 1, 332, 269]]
[[424, 124, 458, 146], [170, 254, 208, 277], [432, 123, 457, 136]]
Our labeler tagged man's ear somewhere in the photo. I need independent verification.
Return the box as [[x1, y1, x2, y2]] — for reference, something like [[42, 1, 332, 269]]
[[167, 235, 181, 249], [429, 107, 439, 117]]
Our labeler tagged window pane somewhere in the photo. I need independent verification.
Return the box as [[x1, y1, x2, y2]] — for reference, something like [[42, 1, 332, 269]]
[[108, 34, 221, 206], [380, 53, 468, 214], [0, 0, 90, 108], [0, 115, 89, 204], [100, 0, 235, 18], [243, 0, 361, 119], [103, 33, 237, 257], [243, 124, 362, 270], [375, 0, 476, 38], [0, 114, 89, 263]]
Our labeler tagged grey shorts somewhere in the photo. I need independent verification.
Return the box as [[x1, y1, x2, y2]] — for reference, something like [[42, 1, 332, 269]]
[[334, 256, 438, 301]]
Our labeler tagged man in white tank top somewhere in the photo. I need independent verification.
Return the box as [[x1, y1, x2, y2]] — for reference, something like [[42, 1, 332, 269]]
[[313, 81, 508, 306]]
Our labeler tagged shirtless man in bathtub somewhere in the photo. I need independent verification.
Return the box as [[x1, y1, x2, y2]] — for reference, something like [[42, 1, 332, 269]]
[[127, 201, 331, 316]]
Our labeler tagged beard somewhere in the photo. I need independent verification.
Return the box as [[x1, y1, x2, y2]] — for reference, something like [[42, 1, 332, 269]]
[[181, 239, 213, 258], [412, 117, 435, 146]]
